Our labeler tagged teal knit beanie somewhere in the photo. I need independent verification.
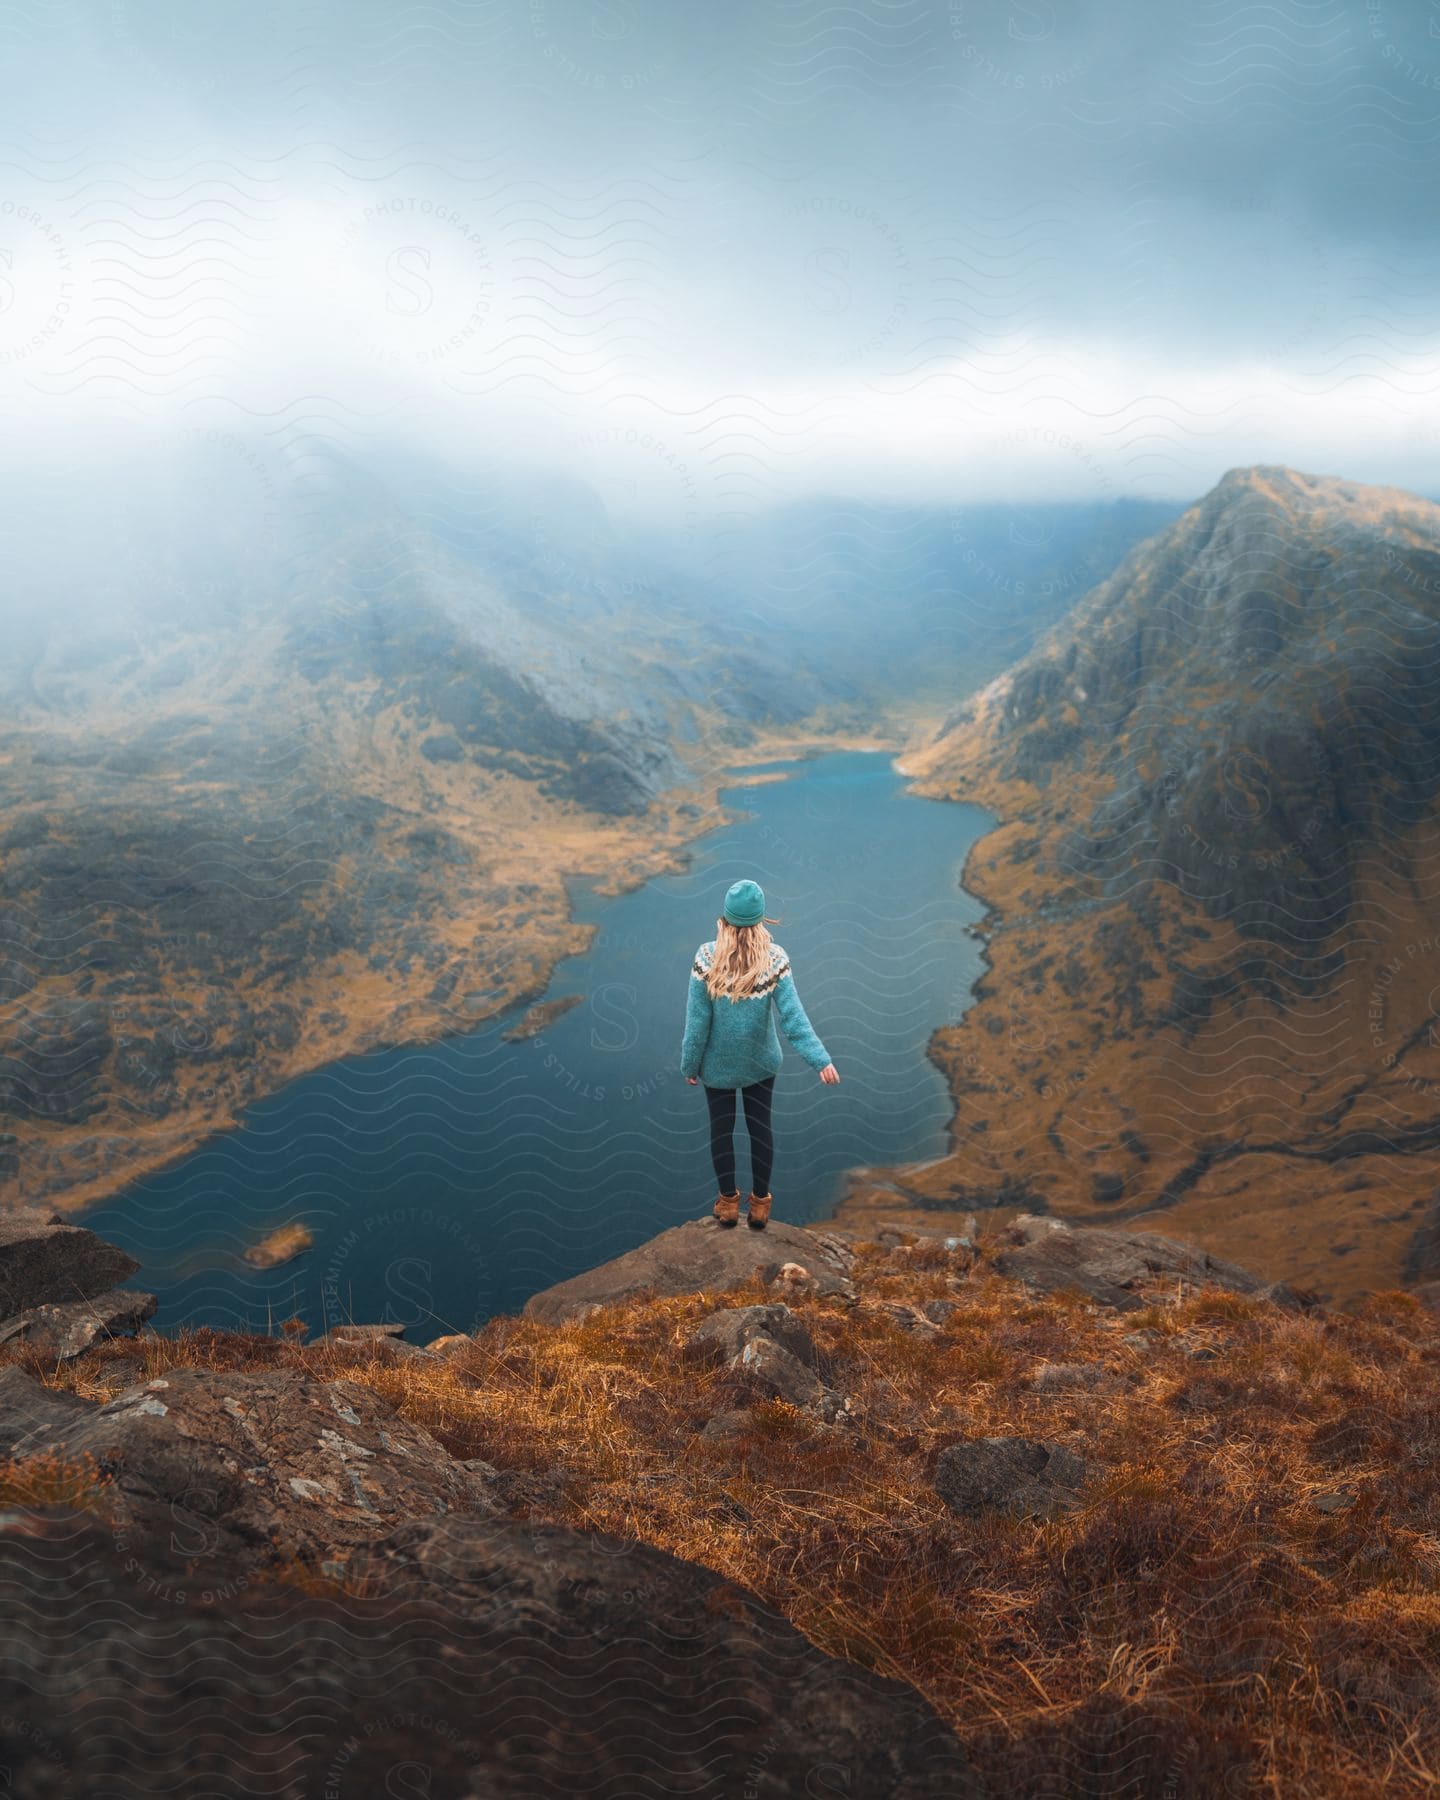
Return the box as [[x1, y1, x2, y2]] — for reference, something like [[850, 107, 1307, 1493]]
[[722, 878, 766, 927]]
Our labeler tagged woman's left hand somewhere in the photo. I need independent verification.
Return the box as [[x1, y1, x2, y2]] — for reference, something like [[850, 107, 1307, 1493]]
[[686, 1075, 699, 1084]]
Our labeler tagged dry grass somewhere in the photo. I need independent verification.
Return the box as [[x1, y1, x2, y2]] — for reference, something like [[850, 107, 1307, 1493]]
[[0, 1448, 110, 1512], [21, 1251, 1440, 1795]]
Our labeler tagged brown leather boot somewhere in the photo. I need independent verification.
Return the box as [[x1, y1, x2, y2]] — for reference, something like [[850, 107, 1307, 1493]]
[[713, 1189, 740, 1227], [745, 1191, 772, 1230]]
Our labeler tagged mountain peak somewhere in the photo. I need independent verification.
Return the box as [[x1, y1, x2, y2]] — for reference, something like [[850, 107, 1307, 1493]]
[[902, 463, 1440, 1310], [1205, 463, 1440, 536]]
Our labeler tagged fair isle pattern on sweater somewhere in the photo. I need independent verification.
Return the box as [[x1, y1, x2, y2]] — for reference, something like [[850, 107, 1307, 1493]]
[[680, 940, 831, 1091], [691, 940, 789, 995]]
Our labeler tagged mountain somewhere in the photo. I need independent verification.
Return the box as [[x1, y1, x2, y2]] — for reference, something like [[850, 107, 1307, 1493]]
[[0, 448, 1179, 1217], [0, 453, 866, 1212], [863, 466, 1440, 1302]]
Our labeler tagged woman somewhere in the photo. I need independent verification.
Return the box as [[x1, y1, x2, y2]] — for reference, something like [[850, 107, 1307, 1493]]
[[679, 877, 840, 1230]]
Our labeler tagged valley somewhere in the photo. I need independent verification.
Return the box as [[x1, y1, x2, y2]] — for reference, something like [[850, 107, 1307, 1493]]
[[1, 466, 1164, 1225]]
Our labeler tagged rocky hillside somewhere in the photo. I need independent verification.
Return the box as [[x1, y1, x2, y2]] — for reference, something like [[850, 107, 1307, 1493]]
[[868, 466, 1440, 1302], [0, 1199, 1433, 1797], [0, 455, 868, 1213]]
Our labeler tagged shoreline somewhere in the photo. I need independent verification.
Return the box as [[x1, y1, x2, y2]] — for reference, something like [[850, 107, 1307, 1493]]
[[36, 719, 928, 1219]]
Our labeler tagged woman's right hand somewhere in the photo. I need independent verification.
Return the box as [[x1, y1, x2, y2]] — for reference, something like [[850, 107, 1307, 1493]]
[[819, 1063, 840, 1085]]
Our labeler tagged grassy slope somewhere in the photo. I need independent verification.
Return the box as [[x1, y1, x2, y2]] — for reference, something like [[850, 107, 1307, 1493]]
[[833, 473, 1440, 1304], [10, 1229, 1440, 1796]]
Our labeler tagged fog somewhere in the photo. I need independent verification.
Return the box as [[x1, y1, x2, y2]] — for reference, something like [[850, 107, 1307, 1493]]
[[2, 0, 1438, 616]]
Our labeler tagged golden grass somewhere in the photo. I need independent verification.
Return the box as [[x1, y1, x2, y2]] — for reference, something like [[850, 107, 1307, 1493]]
[[22, 1249, 1440, 1794], [877, 563, 1440, 1311], [0, 1448, 110, 1512]]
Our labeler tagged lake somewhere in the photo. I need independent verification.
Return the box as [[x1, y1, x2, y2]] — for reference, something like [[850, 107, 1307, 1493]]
[[83, 749, 994, 1337]]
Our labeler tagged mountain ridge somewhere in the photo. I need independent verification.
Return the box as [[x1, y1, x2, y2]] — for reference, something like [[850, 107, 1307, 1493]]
[[850, 464, 1440, 1301]]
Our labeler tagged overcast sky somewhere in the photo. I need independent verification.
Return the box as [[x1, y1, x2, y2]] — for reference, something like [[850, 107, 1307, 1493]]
[[1, 0, 1438, 533]]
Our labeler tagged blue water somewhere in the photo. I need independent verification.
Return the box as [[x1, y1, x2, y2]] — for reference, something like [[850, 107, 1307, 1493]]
[[84, 750, 993, 1338]]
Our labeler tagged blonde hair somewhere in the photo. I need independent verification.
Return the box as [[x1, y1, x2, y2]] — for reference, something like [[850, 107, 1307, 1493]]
[[705, 915, 778, 1001]]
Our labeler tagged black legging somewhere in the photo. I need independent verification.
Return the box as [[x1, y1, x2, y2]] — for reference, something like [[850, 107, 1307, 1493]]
[[704, 1076, 775, 1196]]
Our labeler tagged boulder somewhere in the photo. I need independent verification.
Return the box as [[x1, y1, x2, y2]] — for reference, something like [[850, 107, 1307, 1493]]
[[994, 1216, 1302, 1313], [935, 1436, 1091, 1521], [0, 1508, 982, 1799], [0, 1363, 500, 1572], [771, 1259, 817, 1296], [523, 1217, 857, 1324], [685, 1302, 821, 1372], [0, 1285, 157, 1360], [735, 1334, 844, 1417], [367, 1514, 981, 1796], [0, 1363, 93, 1446], [0, 1205, 140, 1316], [686, 1302, 847, 1420]]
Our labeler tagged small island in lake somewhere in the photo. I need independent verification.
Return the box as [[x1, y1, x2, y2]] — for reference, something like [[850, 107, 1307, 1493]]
[[501, 994, 584, 1041], [243, 1222, 314, 1269]]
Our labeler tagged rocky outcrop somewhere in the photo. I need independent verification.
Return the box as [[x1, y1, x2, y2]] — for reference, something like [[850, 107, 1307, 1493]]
[[685, 1300, 824, 1372], [0, 1506, 980, 1800], [934, 1436, 1091, 1521], [0, 1205, 154, 1361], [0, 1286, 157, 1361], [523, 1217, 858, 1324], [0, 1205, 140, 1314], [0, 1363, 501, 1570], [686, 1301, 849, 1421], [500, 993, 583, 1040], [993, 1215, 1306, 1314], [0, 1199, 1352, 1795]]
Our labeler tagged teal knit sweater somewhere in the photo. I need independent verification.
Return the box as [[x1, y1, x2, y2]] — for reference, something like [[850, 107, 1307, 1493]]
[[679, 940, 830, 1089]]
